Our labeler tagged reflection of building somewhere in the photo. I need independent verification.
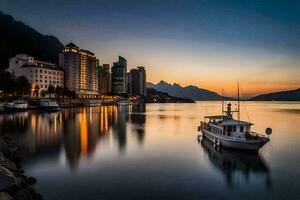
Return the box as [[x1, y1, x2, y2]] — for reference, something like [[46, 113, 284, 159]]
[[127, 66, 146, 96], [63, 110, 81, 170], [59, 43, 99, 98], [7, 54, 64, 96], [98, 64, 111, 94], [0, 112, 29, 133], [0, 112, 63, 160], [131, 103, 146, 124], [111, 56, 127, 94], [63, 106, 116, 169], [130, 104, 146, 145], [0, 104, 147, 170], [112, 106, 128, 153], [200, 138, 271, 188]]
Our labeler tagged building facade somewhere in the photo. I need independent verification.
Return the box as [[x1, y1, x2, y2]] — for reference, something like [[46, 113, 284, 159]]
[[7, 54, 64, 96], [98, 64, 111, 94], [127, 66, 146, 96], [111, 56, 127, 94], [59, 43, 99, 98]]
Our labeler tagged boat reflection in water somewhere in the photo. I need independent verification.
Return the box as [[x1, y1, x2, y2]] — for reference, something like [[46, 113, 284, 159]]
[[0, 104, 146, 171], [200, 137, 272, 189]]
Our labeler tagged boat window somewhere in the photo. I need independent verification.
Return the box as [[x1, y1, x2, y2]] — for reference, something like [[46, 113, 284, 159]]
[[233, 126, 236, 132], [240, 126, 244, 132]]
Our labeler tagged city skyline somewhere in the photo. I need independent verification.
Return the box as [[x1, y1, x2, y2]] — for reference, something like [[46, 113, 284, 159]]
[[1, 0, 299, 97]]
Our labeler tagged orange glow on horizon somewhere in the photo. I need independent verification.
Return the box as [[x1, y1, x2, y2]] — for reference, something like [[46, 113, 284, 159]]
[[148, 76, 300, 98]]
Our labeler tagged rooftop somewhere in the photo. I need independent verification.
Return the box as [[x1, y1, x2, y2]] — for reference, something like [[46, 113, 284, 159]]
[[220, 119, 253, 126], [204, 115, 226, 119], [65, 42, 79, 48], [21, 61, 64, 71]]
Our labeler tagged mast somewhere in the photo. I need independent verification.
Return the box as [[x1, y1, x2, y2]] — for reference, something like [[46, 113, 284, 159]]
[[222, 88, 224, 115], [238, 83, 240, 121]]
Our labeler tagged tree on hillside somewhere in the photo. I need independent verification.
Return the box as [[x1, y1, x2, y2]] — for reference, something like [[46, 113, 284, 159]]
[[33, 85, 40, 98], [0, 70, 14, 100], [55, 86, 62, 97], [47, 85, 55, 98]]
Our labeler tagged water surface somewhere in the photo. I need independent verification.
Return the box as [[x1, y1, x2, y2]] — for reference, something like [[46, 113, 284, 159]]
[[1, 102, 300, 200]]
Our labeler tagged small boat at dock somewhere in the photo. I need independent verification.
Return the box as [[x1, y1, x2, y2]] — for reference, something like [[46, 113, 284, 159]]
[[4, 100, 29, 112], [82, 100, 101, 107], [39, 99, 61, 112]]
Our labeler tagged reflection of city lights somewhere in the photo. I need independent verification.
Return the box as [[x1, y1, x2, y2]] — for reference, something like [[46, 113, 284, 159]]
[[79, 109, 88, 157], [89, 108, 93, 125], [104, 107, 108, 131], [54, 115, 57, 133], [31, 114, 36, 129]]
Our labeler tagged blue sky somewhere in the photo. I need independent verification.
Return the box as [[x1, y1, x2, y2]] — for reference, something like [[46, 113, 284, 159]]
[[1, 0, 299, 96]]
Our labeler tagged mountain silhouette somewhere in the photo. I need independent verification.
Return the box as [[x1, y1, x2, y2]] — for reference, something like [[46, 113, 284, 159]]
[[250, 88, 300, 101], [0, 11, 64, 70], [146, 80, 223, 100]]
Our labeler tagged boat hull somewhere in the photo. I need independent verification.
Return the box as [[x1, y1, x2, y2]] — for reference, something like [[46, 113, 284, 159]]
[[39, 101, 61, 112], [4, 103, 28, 112], [40, 107, 61, 112], [201, 129, 269, 152]]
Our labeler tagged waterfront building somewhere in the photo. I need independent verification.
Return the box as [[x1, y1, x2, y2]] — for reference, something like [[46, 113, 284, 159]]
[[127, 66, 146, 96], [7, 54, 64, 96], [98, 64, 111, 94], [111, 56, 127, 94], [59, 43, 99, 98]]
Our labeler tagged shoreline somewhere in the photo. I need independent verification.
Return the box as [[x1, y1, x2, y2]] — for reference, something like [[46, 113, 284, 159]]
[[0, 135, 42, 200]]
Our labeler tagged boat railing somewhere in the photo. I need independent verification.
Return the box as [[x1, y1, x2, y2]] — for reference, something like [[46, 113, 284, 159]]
[[248, 132, 268, 141], [200, 121, 210, 130]]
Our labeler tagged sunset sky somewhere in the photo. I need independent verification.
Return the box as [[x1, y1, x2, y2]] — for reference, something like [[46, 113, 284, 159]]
[[1, 0, 299, 97]]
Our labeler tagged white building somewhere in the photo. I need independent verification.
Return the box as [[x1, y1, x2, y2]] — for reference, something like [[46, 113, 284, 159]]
[[7, 54, 64, 96]]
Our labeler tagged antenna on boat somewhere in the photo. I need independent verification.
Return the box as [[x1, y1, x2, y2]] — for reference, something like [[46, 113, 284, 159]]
[[238, 83, 240, 121]]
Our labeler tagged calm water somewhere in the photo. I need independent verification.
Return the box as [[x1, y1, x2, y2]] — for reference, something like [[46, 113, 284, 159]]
[[1, 102, 300, 200]]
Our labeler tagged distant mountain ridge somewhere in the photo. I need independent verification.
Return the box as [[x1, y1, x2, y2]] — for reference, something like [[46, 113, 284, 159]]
[[0, 11, 64, 69], [146, 80, 223, 100], [250, 88, 300, 101], [145, 88, 195, 103]]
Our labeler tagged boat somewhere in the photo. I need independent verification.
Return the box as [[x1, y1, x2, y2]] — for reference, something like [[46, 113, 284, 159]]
[[117, 99, 132, 106], [4, 100, 29, 112], [198, 85, 272, 152], [82, 100, 101, 107], [39, 99, 61, 111]]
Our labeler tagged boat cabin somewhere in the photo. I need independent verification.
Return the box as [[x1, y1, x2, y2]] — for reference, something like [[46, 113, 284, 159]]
[[202, 116, 253, 139]]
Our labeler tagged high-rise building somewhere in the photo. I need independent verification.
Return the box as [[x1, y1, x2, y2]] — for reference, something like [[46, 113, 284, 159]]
[[7, 54, 64, 96], [59, 43, 99, 98], [111, 56, 127, 94], [98, 64, 111, 94], [127, 66, 146, 96]]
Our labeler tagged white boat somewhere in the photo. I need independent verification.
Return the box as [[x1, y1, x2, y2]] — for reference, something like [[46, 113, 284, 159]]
[[117, 99, 131, 106], [82, 100, 101, 107], [4, 100, 28, 112], [198, 86, 272, 152], [39, 99, 61, 111]]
